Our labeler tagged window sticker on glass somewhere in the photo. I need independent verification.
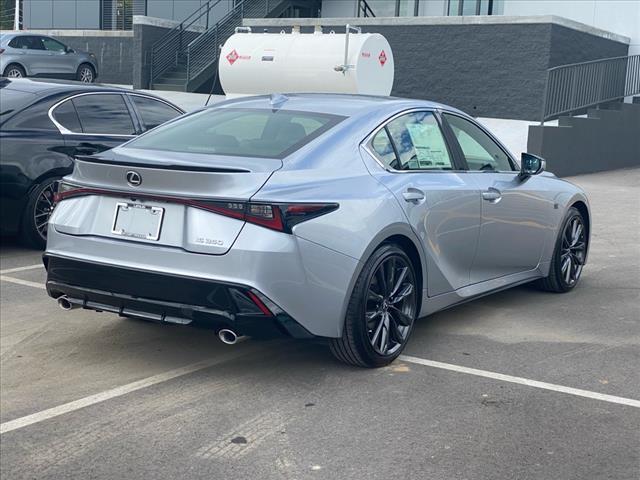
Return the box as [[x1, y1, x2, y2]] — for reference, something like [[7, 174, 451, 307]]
[[406, 123, 452, 169]]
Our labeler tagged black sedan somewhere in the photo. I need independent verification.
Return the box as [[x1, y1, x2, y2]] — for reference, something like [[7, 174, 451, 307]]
[[0, 78, 185, 248]]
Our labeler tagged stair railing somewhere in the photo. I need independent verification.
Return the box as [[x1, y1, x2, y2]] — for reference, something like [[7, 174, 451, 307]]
[[186, 0, 282, 86], [358, 0, 376, 18], [149, 0, 225, 85], [541, 54, 640, 124]]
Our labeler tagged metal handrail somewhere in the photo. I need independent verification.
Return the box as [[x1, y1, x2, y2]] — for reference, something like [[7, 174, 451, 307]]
[[150, 0, 224, 84], [541, 54, 640, 123], [358, 0, 376, 17], [151, 0, 286, 89], [186, 1, 247, 82]]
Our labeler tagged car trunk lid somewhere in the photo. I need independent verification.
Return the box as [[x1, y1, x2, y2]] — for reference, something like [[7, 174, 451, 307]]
[[52, 149, 282, 255]]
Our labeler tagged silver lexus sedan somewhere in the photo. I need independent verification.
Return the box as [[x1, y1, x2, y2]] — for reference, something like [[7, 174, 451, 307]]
[[44, 94, 590, 367]]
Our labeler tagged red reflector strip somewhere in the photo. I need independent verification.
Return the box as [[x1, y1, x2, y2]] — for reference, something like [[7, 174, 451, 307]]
[[246, 290, 273, 316]]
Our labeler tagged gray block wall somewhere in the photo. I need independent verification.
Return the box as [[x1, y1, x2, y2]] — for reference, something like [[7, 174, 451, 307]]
[[528, 103, 640, 177], [248, 20, 629, 120], [133, 22, 173, 89], [53, 35, 133, 84]]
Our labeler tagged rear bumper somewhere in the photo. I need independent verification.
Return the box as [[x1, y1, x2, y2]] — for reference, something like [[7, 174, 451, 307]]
[[45, 221, 361, 338], [44, 255, 312, 339]]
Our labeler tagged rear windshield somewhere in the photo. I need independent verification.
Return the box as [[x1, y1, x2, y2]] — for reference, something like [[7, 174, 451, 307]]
[[126, 108, 344, 159], [0, 89, 37, 118]]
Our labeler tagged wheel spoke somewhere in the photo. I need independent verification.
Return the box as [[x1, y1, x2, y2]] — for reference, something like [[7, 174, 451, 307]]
[[564, 257, 572, 283], [390, 283, 413, 305], [571, 223, 583, 246], [389, 315, 405, 344], [376, 267, 388, 297], [366, 309, 382, 322], [367, 290, 383, 303], [390, 266, 408, 298], [386, 258, 396, 295], [371, 315, 385, 347], [389, 305, 413, 327], [570, 241, 585, 251], [378, 314, 389, 354]]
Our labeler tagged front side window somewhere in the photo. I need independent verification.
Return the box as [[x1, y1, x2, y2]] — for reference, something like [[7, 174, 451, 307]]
[[371, 111, 453, 171], [127, 108, 344, 159], [41, 37, 66, 52], [444, 114, 513, 171], [130, 96, 182, 131], [72, 94, 135, 135]]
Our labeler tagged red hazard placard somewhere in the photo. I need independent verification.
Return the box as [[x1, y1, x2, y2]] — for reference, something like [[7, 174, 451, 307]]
[[226, 49, 239, 65], [379, 50, 387, 67]]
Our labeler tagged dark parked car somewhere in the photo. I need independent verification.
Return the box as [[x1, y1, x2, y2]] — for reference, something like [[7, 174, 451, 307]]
[[0, 78, 185, 248]]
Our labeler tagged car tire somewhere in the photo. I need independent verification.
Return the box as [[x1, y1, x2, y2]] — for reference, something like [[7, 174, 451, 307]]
[[330, 244, 418, 368], [4, 63, 25, 78], [20, 177, 60, 250], [537, 207, 587, 293], [76, 64, 95, 83]]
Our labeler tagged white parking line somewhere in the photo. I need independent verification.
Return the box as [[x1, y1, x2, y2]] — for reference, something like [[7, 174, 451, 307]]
[[0, 276, 46, 290], [400, 355, 640, 408], [0, 348, 254, 435], [0, 264, 44, 275]]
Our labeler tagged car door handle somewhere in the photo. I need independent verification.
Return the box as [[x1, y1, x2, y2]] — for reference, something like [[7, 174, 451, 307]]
[[402, 188, 425, 204], [482, 188, 502, 202]]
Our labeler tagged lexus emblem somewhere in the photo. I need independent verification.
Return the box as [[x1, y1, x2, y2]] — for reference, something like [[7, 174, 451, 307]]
[[126, 171, 142, 187]]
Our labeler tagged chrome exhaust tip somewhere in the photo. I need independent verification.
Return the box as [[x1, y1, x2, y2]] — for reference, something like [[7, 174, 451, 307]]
[[218, 329, 240, 345], [57, 296, 75, 311]]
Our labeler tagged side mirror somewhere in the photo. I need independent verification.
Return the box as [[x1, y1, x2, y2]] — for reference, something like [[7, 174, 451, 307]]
[[519, 153, 545, 178], [65, 47, 74, 54]]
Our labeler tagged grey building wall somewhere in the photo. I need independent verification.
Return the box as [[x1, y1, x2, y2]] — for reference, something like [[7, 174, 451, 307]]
[[132, 19, 174, 89], [62, 34, 133, 83], [245, 17, 629, 120], [24, 0, 101, 29], [528, 102, 640, 176]]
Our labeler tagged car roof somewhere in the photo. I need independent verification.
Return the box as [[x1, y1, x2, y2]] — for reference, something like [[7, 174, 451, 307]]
[[0, 78, 182, 108], [214, 93, 464, 117]]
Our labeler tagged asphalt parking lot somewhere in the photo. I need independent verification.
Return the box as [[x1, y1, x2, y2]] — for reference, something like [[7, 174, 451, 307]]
[[1, 168, 638, 480]]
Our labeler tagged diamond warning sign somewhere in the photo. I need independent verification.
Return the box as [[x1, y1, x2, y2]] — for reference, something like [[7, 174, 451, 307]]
[[226, 49, 239, 65], [379, 50, 387, 67]]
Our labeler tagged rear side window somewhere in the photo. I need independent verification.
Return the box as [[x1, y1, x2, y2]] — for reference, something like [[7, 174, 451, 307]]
[[130, 95, 181, 131], [127, 108, 344, 158], [52, 100, 82, 133], [371, 111, 453, 171], [72, 94, 135, 135], [9, 36, 43, 50]]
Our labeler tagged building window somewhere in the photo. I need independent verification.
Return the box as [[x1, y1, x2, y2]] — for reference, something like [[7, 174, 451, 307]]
[[357, 0, 420, 17], [447, 0, 494, 16]]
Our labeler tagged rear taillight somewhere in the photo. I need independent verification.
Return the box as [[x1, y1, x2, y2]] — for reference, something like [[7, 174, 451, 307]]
[[188, 201, 338, 233], [55, 182, 338, 233]]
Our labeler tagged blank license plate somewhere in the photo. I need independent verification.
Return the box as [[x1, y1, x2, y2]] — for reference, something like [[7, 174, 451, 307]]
[[111, 202, 164, 241]]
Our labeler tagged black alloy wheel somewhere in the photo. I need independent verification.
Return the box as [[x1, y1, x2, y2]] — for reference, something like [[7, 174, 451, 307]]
[[330, 244, 418, 367], [21, 178, 60, 249], [538, 207, 587, 293]]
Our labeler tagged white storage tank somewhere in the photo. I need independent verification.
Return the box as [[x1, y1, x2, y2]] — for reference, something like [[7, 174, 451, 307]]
[[219, 27, 394, 97]]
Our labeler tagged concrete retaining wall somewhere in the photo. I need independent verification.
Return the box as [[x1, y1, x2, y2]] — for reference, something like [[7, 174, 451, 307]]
[[527, 103, 640, 177]]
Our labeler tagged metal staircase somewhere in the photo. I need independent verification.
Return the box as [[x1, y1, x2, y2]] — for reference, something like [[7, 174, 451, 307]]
[[150, 0, 312, 92]]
